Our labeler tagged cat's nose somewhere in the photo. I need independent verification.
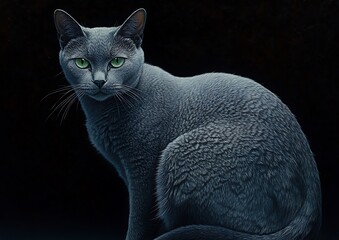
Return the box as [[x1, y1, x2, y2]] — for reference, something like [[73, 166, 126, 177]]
[[93, 80, 106, 88]]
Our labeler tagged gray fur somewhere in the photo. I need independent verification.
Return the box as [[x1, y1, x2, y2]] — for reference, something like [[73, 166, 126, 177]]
[[54, 8, 321, 240]]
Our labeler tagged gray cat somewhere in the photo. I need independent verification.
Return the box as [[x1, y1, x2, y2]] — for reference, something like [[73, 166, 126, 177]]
[[53, 8, 321, 240]]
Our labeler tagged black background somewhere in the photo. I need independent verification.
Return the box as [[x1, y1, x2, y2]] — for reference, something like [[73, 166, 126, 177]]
[[1, 0, 338, 239]]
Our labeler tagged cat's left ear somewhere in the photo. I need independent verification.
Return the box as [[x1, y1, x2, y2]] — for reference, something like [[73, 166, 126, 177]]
[[116, 8, 146, 48]]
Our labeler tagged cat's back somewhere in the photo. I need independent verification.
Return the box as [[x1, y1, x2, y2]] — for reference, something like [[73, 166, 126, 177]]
[[140, 64, 301, 138], [145, 65, 288, 126], [143, 63, 277, 109], [181, 71, 279, 110]]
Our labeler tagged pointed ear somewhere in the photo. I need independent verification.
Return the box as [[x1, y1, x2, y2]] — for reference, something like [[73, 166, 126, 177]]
[[116, 8, 146, 48], [54, 9, 85, 49]]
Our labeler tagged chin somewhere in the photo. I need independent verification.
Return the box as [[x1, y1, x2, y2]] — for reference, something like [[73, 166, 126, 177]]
[[89, 93, 113, 101]]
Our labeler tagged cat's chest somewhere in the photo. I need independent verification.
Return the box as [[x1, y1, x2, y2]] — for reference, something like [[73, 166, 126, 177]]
[[86, 117, 129, 160], [86, 109, 169, 160]]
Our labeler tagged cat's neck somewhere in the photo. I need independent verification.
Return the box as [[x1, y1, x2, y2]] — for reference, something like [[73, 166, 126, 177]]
[[79, 96, 119, 124]]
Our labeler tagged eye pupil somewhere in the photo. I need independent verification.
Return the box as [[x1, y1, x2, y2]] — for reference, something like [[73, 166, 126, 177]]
[[75, 58, 89, 69], [111, 57, 125, 68]]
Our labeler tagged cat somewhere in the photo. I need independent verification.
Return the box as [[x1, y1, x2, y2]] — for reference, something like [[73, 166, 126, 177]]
[[53, 8, 321, 240]]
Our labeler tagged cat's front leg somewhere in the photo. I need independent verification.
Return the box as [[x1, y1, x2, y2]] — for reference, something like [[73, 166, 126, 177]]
[[125, 175, 159, 240]]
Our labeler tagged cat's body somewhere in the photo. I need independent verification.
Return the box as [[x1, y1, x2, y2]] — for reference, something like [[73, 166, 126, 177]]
[[54, 9, 321, 240]]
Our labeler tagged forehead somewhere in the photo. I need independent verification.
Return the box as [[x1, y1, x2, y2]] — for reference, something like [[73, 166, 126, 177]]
[[86, 27, 119, 59], [64, 27, 135, 59], [85, 27, 115, 54]]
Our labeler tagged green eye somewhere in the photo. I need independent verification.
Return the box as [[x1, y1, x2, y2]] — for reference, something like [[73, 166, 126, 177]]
[[110, 57, 125, 68], [75, 58, 90, 69]]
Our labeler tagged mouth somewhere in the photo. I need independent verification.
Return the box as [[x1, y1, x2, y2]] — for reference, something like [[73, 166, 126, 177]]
[[93, 91, 106, 96], [89, 90, 111, 101]]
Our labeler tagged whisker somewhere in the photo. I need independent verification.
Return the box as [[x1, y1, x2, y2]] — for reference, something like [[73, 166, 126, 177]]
[[113, 95, 121, 119], [60, 92, 80, 124], [112, 83, 145, 105], [115, 91, 127, 110], [118, 83, 143, 93], [118, 92, 134, 108], [60, 89, 85, 124], [47, 92, 76, 121], [77, 90, 86, 102], [73, 90, 86, 113], [49, 85, 82, 108], [58, 91, 79, 113], [50, 88, 78, 110], [46, 85, 83, 123], [41, 85, 74, 102], [124, 89, 143, 104], [55, 71, 64, 77], [125, 87, 143, 98]]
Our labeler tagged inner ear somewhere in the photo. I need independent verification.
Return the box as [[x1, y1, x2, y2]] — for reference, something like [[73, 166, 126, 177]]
[[54, 9, 85, 49], [116, 8, 146, 48]]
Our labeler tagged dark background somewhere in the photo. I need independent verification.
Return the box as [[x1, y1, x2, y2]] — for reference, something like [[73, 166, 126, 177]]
[[1, 0, 338, 239]]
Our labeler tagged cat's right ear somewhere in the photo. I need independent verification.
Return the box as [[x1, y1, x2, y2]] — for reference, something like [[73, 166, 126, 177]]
[[54, 9, 85, 49]]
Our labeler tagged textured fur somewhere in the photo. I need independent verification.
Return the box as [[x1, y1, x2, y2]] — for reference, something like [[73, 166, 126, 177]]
[[54, 8, 321, 240]]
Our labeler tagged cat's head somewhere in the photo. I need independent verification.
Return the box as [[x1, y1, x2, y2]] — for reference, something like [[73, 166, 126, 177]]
[[54, 9, 146, 101]]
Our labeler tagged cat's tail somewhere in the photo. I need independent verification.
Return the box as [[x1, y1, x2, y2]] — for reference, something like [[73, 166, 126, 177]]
[[154, 182, 321, 240]]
